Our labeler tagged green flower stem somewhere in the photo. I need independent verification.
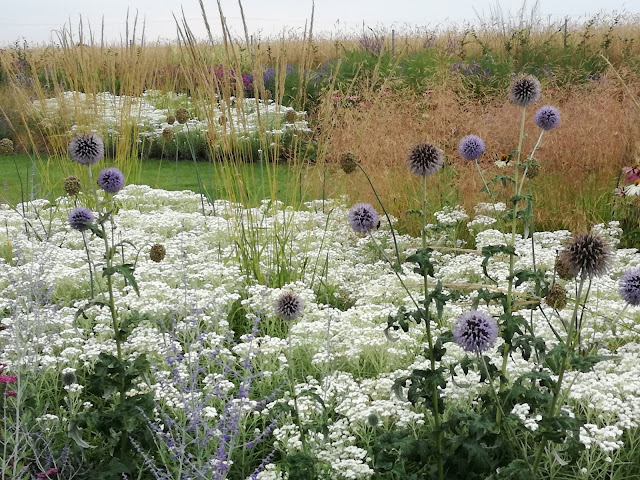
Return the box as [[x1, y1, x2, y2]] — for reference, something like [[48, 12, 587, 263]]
[[422, 176, 427, 250], [422, 175, 443, 480], [100, 222, 122, 364], [498, 106, 528, 426], [532, 274, 587, 473], [368, 234, 422, 313], [479, 354, 531, 465], [474, 159, 492, 198], [517, 130, 544, 196], [357, 163, 402, 268], [287, 334, 308, 454]]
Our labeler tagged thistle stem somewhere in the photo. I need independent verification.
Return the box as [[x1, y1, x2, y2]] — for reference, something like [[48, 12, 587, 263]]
[[474, 159, 492, 197], [498, 106, 527, 425], [532, 274, 586, 473], [357, 163, 402, 268], [518, 130, 544, 196], [422, 174, 443, 480]]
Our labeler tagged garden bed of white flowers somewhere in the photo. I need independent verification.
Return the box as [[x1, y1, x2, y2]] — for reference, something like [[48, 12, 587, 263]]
[[1, 183, 639, 479], [30, 90, 310, 143]]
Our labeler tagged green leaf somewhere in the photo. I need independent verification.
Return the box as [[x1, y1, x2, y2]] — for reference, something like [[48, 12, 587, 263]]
[[481, 245, 517, 284], [496, 459, 536, 479], [433, 331, 453, 362], [298, 390, 326, 409], [68, 419, 94, 449], [84, 221, 104, 239], [570, 353, 618, 373], [491, 175, 515, 187], [103, 263, 139, 296], [407, 248, 435, 278], [499, 312, 527, 346], [425, 280, 449, 320]]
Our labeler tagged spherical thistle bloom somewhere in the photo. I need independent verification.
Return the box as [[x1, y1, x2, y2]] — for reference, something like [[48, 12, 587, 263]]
[[555, 254, 576, 280], [97, 167, 125, 194], [149, 244, 166, 263], [68, 133, 104, 165], [175, 108, 190, 124], [407, 142, 444, 176], [284, 110, 298, 123], [63, 175, 82, 196], [453, 310, 499, 353], [348, 203, 380, 234], [525, 162, 540, 179], [162, 127, 174, 141], [67, 207, 94, 232], [458, 135, 486, 161], [618, 266, 640, 306], [61, 370, 77, 387], [534, 105, 561, 131], [545, 284, 568, 310], [509, 75, 541, 107], [367, 413, 380, 427], [166, 114, 176, 125], [560, 232, 613, 278], [0, 138, 14, 156], [274, 291, 304, 321], [338, 152, 359, 174]]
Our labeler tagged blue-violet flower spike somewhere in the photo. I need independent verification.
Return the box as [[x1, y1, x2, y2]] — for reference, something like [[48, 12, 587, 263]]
[[619, 266, 640, 306], [458, 135, 486, 161], [348, 203, 380, 234], [97, 167, 125, 193], [453, 310, 499, 353], [69, 133, 104, 165], [534, 105, 561, 131], [68, 207, 94, 232]]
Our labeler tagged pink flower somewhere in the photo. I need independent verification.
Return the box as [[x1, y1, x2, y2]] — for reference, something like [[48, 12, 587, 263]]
[[623, 166, 640, 183], [0, 374, 18, 384], [7, 391, 17, 397]]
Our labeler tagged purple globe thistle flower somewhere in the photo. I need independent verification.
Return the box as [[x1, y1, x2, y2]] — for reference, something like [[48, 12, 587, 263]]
[[407, 142, 444, 176], [97, 167, 125, 193], [619, 266, 640, 306], [458, 135, 486, 161], [274, 291, 304, 321], [348, 203, 380, 234], [508, 75, 541, 107], [560, 232, 613, 278], [534, 105, 561, 131], [68, 207, 94, 232], [453, 310, 499, 353], [68, 133, 104, 165]]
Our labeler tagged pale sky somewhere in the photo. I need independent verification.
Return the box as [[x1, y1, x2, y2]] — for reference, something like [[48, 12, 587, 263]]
[[1, 0, 638, 46]]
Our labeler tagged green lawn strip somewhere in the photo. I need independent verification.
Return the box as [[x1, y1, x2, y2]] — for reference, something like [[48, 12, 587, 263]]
[[0, 155, 299, 206]]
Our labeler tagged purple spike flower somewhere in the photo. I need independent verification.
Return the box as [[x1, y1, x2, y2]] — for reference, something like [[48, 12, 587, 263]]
[[348, 203, 380, 234], [458, 135, 486, 161], [453, 310, 499, 353], [534, 105, 561, 131], [97, 167, 125, 193], [68, 207, 94, 232], [68, 133, 104, 165], [619, 266, 640, 306]]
